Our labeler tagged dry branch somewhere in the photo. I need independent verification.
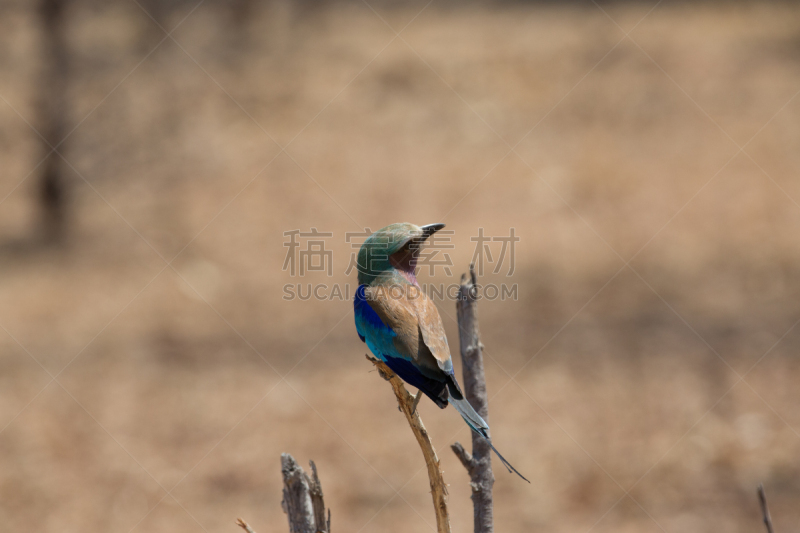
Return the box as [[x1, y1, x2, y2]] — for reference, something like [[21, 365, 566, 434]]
[[758, 484, 775, 533], [367, 355, 451, 533], [451, 265, 495, 533], [281, 453, 330, 533]]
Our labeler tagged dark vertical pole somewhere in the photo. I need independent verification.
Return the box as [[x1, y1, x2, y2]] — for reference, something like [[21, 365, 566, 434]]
[[228, 0, 255, 27], [38, 0, 69, 243], [452, 265, 494, 533], [138, 0, 167, 52]]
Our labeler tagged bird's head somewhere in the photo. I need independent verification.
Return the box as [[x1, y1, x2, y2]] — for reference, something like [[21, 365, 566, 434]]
[[356, 222, 445, 285]]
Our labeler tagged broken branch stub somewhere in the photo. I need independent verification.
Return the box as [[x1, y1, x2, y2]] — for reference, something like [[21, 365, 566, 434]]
[[281, 453, 330, 533]]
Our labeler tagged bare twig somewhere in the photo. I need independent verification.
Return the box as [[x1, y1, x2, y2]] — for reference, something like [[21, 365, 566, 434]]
[[367, 355, 451, 533], [758, 484, 775, 533], [451, 442, 475, 474], [236, 518, 257, 533], [451, 264, 495, 533], [281, 453, 330, 533]]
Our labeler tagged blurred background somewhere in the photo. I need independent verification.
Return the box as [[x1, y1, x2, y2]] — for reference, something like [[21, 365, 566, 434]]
[[2, 0, 800, 531]]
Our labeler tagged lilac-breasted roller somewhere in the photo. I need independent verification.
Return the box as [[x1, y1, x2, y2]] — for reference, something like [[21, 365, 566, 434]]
[[354, 222, 528, 481]]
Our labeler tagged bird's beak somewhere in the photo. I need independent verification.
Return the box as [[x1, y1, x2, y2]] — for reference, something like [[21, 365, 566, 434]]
[[419, 223, 445, 242]]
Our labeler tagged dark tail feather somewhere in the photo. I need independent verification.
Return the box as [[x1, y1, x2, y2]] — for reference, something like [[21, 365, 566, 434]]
[[449, 395, 490, 437], [448, 391, 530, 483], [489, 442, 530, 483]]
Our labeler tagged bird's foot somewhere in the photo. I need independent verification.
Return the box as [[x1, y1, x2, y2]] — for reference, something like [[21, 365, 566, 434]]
[[410, 390, 423, 415]]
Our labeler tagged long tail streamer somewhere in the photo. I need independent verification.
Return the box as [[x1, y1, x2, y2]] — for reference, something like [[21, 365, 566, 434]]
[[449, 395, 530, 483]]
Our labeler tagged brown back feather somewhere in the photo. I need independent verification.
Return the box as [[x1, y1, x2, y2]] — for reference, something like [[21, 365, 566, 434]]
[[364, 284, 453, 376]]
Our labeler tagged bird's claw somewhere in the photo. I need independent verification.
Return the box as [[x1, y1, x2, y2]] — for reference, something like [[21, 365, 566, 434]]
[[410, 390, 423, 415]]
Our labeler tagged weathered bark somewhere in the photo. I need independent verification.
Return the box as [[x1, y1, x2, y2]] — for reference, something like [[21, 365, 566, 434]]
[[368, 355, 451, 533], [307, 461, 331, 533], [451, 265, 494, 533], [281, 453, 330, 533], [38, 0, 69, 242]]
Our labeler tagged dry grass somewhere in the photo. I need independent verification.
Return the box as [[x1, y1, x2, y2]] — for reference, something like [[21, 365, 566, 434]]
[[2, 1, 800, 532]]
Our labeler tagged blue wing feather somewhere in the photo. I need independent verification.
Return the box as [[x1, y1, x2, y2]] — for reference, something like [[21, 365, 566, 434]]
[[383, 355, 448, 406], [354, 284, 397, 361], [355, 284, 448, 406], [354, 285, 385, 332]]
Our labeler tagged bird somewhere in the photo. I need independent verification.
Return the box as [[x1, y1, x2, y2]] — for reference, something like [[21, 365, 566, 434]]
[[353, 222, 528, 482]]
